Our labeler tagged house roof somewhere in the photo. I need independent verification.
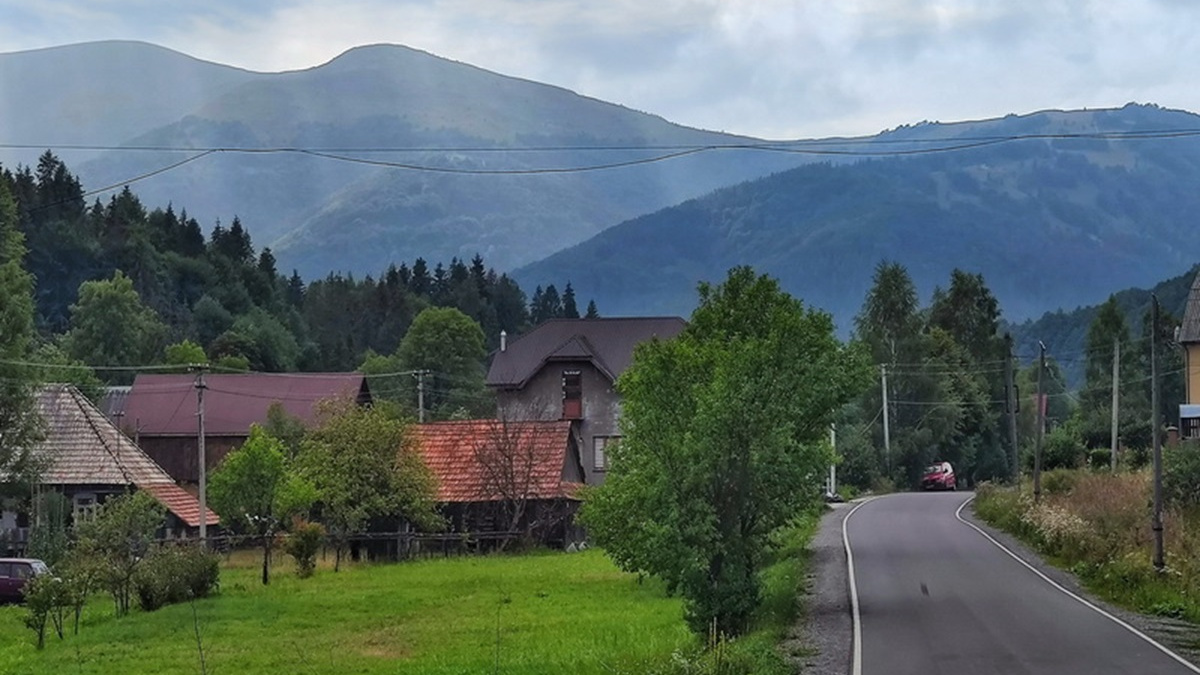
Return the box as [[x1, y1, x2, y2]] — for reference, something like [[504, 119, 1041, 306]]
[[485, 317, 687, 388], [33, 385, 218, 528], [411, 419, 582, 503], [122, 373, 369, 436], [1180, 271, 1200, 344]]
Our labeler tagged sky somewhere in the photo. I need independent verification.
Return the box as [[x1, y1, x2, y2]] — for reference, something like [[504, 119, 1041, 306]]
[[2, 0, 1199, 140]]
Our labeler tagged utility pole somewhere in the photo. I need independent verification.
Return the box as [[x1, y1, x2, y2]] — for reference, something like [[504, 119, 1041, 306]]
[[417, 369, 428, 423], [828, 424, 837, 498], [1004, 333, 1020, 483], [1033, 341, 1046, 503], [1151, 295, 1165, 573], [1111, 337, 1120, 472], [881, 365, 891, 475], [193, 364, 209, 544]]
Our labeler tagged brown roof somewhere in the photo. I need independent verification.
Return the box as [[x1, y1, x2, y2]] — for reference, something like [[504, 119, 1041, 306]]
[[486, 317, 686, 388], [1180, 271, 1200, 344], [33, 385, 218, 528], [411, 419, 582, 503], [122, 373, 369, 436]]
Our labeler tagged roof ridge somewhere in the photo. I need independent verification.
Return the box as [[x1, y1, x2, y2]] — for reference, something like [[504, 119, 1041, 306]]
[[68, 385, 137, 487]]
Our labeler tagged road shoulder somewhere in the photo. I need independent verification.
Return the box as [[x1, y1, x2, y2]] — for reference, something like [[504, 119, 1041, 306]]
[[785, 501, 855, 675]]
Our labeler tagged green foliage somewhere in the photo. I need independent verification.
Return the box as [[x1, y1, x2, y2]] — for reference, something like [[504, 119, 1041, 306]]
[[209, 425, 315, 585], [27, 341, 104, 402], [1041, 421, 1086, 470], [397, 306, 490, 418], [1164, 441, 1200, 509], [62, 270, 166, 382], [162, 339, 207, 367], [73, 491, 166, 616], [1088, 447, 1113, 471], [26, 492, 70, 568], [21, 573, 63, 650], [296, 399, 441, 570], [133, 544, 220, 611], [582, 266, 870, 637], [282, 520, 326, 578]]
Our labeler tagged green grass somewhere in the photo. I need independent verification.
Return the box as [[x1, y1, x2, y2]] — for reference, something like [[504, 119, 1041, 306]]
[[0, 549, 692, 675], [0, 510, 824, 675]]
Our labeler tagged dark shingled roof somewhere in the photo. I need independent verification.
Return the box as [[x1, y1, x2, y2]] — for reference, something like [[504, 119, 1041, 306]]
[[486, 317, 687, 389], [1181, 271, 1200, 344], [33, 384, 218, 528], [123, 373, 370, 437]]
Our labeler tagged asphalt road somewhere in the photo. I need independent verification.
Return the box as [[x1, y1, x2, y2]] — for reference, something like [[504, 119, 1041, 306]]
[[842, 491, 1200, 675]]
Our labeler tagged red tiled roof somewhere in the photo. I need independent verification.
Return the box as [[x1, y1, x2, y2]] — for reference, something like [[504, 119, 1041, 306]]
[[34, 385, 218, 527], [123, 373, 369, 436], [486, 317, 687, 388], [412, 419, 580, 503]]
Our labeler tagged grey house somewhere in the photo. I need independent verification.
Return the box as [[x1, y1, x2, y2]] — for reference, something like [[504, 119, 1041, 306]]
[[485, 317, 686, 485]]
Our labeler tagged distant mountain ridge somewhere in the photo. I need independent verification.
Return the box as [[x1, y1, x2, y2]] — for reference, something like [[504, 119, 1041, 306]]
[[514, 104, 1200, 331], [0, 40, 813, 276]]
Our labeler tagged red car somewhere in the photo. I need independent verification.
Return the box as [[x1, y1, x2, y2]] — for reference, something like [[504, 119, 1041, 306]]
[[921, 462, 956, 491], [0, 558, 49, 604]]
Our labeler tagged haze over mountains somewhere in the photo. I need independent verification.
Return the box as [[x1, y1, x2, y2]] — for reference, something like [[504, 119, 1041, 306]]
[[4, 41, 1200, 332]]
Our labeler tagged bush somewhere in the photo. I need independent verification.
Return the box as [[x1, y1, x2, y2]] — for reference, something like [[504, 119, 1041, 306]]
[[1164, 441, 1200, 509], [1040, 469, 1078, 496], [1042, 424, 1085, 470], [1088, 448, 1113, 471], [22, 574, 66, 649], [283, 520, 325, 578], [134, 544, 220, 611]]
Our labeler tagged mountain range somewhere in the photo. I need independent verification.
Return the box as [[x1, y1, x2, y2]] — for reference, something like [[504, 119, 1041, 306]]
[[4, 41, 1200, 332]]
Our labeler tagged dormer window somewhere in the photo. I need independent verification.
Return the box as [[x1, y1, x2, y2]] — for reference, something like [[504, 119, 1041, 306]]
[[562, 370, 582, 419]]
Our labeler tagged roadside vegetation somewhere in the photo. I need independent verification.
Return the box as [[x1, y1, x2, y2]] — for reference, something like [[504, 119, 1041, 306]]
[[974, 445, 1200, 624]]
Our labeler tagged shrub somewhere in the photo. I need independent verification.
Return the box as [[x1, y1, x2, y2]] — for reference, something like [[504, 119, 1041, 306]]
[[23, 574, 69, 649], [134, 544, 220, 611], [1087, 448, 1113, 471], [1042, 424, 1085, 470], [283, 520, 325, 578], [1164, 441, 1200, 509], [1040, 469, 1078, 496]]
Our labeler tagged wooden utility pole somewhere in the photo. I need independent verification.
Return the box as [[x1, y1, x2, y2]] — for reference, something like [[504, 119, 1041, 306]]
[[1034, 342, 1045, 503], [417, 369, 428, 423], [1151, 295, 1164, 573], [1004, 333, 1020, 483], [194, 364, 209, 543], [881, 365, 891, 475], [1111, 338, 1120, 472]]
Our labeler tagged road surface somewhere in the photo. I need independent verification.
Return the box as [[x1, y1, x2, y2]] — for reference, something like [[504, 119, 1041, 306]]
[[841, 491, 1200, 675]]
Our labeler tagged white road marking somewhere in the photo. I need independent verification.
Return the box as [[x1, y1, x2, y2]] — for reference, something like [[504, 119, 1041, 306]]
[[955, 495, 1200, 674], [842, 497, 876, 675]]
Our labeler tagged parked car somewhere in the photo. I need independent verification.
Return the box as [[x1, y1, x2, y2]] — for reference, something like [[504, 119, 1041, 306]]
[[921, 462, 956, 491], [0, 558, 49, 603]]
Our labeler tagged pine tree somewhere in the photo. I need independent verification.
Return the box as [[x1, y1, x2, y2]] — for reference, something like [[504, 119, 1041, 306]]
[[562, 282, 580, 319], [585, 300, 599, 319]]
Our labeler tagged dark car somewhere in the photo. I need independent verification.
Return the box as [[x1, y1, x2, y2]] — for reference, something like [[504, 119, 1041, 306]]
[[0, 558, 49, 603], [921, 462, 957, 491]]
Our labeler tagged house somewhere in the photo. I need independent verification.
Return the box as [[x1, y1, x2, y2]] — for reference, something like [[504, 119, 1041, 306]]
[[115, 373, 371, 483], [1, 384, 218, 552], [485, 317, 686, 485], [1180, 271, 1200, 439], [411, 419, 584, 546]]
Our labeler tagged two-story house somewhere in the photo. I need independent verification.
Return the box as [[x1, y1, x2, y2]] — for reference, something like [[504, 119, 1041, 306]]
[[485, 317, 686, 485]]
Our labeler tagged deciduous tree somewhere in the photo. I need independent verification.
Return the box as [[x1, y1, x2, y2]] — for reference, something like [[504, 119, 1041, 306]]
[[582, 266, 870, 636]]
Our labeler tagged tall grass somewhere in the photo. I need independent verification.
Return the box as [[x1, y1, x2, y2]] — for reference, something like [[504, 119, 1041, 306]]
[[975, 471, 1200, 623]]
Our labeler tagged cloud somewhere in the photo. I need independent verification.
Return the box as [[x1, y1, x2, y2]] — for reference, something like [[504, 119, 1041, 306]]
[[3, 0, 1200, 139]]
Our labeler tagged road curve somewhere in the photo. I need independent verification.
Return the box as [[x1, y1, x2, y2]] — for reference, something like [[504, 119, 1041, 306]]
[[843, 491, 1199, 675]]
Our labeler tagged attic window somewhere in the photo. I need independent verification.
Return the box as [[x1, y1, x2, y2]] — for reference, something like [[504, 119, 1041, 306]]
[[562, 370, 582, 419]]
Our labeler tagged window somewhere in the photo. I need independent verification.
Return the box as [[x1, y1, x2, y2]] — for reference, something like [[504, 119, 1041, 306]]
[[562, 370, 582, 419], [73, 494, 97, 523], [594, 436, 619, 471], [1184, 416, 1200, 440]]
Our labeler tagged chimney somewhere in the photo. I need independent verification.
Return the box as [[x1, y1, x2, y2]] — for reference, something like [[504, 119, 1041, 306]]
[[500, 330, 507, 352]]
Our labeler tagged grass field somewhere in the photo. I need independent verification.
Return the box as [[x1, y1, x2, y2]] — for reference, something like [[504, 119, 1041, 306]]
[[0, 509, 822, 675], [0, 548, 692, 675]]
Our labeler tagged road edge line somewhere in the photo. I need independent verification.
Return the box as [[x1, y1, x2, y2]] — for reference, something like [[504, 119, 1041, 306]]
[[955, 495, 1200, 674], [842, 497, 876, 675]]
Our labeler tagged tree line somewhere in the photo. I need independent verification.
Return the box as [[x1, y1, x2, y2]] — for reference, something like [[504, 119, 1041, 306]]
[[1, 152, 592, 393]]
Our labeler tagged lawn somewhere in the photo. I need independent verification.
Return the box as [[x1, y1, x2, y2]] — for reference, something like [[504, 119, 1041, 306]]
[[0, 549, 692, 675]]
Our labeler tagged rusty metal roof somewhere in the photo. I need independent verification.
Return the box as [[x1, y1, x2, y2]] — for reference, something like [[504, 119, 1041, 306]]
[[123, 373, 369, 437], [412, 419, 581, 503], [486, 317, 686, 388], [33, 385, 218, 527]]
